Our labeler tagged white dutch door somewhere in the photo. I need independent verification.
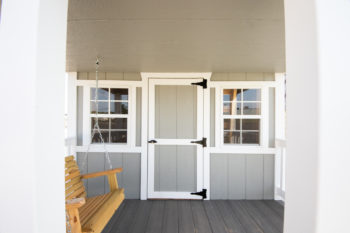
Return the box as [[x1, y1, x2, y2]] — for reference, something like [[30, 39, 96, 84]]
[[148, 78, 205, 199]]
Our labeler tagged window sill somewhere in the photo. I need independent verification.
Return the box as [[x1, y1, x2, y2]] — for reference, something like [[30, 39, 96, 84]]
[[208, 146, 276, 154], [74, 144, 142, 153]]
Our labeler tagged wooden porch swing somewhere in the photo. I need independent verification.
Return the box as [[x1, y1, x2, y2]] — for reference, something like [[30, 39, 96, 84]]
[[65, 59, 125, 233]]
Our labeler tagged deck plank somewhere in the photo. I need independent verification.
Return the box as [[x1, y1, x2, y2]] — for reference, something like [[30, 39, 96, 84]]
[[178, 200, 196, 233], [162, 200, 179, 233], [239, 201, 280, 233], [203, 201, 229, 233], [101, 201, 126, 233], [191, 201, 212, 233], [109, 200, 140, 233], [251, 201, 284, 232], [214, 201, 247, 233], [145, 200, 165, 233], [263, 200, 284, 217], [128, 201, 153, 233], [229, 201, 264, 233]]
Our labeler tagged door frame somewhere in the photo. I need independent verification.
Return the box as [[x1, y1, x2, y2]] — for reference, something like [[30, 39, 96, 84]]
[[140, 73, 212, 199]]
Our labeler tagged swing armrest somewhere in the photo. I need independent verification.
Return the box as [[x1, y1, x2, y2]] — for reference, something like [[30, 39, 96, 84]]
[[66, 198, 85, 209], [81, 168, 123, 180]]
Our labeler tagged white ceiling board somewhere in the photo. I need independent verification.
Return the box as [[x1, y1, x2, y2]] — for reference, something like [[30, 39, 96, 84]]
[[67, 0, 285, 72]]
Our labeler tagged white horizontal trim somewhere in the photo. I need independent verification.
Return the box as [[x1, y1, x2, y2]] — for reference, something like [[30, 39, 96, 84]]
[[151, 138, 200, 145], [209, 147, 276, 154], [222, 115, 262, 119], [148, 191, 202, 200], [209, 81, 276, 88], [76, 80, 143, 87], [141, 72, 212, 80], [74, 145, 142, 153]]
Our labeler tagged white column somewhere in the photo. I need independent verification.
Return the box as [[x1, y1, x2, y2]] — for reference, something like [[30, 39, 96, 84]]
[[0, 1, 68, 233], [284, 0, 350, 233]]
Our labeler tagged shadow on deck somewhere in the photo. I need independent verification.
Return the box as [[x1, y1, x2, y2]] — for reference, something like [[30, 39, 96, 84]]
[[102, 200, 284, 233]]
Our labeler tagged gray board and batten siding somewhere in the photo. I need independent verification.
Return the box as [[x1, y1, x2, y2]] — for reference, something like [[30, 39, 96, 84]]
[[76, 72, 276, 200], [210, 154, 275, 200], [77, 152, 141, 199]]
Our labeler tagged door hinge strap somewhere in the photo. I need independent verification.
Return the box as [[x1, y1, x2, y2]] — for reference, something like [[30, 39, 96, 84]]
[[191, 79, 207, 89], [190, 137, 207, 147], [191, 189, 207, 199]]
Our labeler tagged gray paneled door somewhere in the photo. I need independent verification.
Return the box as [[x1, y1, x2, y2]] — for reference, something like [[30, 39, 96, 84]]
[[148, 79, 204, 199]]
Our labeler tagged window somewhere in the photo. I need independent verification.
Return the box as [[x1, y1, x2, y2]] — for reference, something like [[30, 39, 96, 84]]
[[222, 88, 261, 145], [90, 88, 128, 143]]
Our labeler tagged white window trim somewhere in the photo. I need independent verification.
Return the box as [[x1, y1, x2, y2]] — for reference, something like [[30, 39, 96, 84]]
[[80, 81, 137, 149], [214, 84, 270, 149]]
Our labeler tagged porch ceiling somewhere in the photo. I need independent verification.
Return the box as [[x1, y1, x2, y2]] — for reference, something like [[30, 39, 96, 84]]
[[66, 0, 285, 72]]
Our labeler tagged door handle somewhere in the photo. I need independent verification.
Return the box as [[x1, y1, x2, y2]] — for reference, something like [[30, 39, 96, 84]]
[[148, 139, 157, 144]]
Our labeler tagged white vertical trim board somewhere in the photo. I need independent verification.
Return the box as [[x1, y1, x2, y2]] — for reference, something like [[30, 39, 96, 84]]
[[140, 77, 148, 200], [203, 78, 211, 200], [82, 86, 91, 145], [66, 72, 77, 157]]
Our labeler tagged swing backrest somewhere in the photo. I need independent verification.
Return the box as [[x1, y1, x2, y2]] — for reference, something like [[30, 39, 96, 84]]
[[65, 156, 87, 200]]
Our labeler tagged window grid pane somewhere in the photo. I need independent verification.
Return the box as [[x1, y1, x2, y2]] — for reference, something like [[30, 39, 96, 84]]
[[90, 87, 129, 144], [222, 88, 261, 145]]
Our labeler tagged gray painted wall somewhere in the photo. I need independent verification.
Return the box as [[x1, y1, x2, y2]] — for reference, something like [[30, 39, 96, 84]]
[[210, 154, 275, 200], [77, 152, 141, 199]]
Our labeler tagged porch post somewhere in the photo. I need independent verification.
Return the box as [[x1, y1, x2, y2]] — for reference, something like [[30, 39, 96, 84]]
[[0, 1, 68, 233], [284, 0, 350, 233]]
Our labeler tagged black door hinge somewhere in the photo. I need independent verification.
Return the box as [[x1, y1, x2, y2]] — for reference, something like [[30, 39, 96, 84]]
[[191, 137, 207, 147], [148, 139, 157, 144], [191, 189, 207, 199], [191, 79, 207, 89]]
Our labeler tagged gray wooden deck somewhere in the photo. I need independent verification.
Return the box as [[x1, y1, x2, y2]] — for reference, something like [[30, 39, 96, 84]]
[[102, 200, 284, 233]]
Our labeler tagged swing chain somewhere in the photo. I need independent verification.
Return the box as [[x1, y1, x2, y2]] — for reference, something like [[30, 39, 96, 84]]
[[80, 58, 113, 172], [66, 59, 112, 233]]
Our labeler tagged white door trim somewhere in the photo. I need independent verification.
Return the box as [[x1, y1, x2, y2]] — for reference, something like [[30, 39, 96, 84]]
[[147, 78, 204, 199]]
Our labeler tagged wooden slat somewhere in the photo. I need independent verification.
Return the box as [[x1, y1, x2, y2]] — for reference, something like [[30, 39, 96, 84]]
[[81, 168, 123, 180], [66, 170, 81, 181], [80, 194, 112, 225], [67, 186, 86, 200], [66, 155, 75, 162], [82, 190, 124, 233], [66, 182, 84, 196], [66, 166, 79, 174], [66, 160, 78, 169], [66, 176, 82, 189]]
